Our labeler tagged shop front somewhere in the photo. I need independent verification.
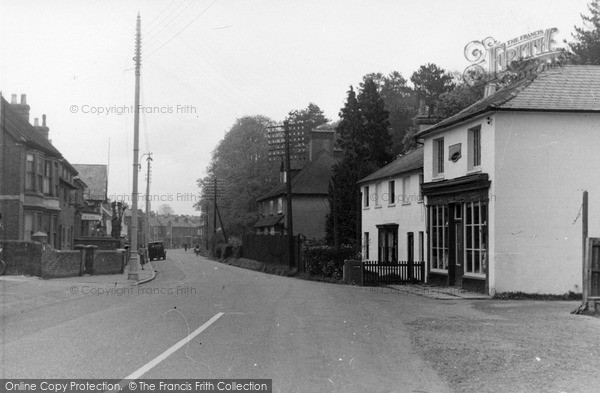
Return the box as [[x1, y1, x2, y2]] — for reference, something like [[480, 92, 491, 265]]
[[422, 173, 490, 293]]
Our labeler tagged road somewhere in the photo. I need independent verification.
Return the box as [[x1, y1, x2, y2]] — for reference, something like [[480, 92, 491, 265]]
[[1, 250, 451, 393]]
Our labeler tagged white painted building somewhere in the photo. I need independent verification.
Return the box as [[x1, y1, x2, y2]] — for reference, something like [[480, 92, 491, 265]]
[[416, 65, 600, 295], [358, 148, 427, 267]]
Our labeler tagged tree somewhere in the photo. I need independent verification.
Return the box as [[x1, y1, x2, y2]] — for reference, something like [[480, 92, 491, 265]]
[[569, 0, 600, 65], [410, 63, 455, 115], [158, 204, 174, 216], [362, 72, 418, 156], [110, 201, 127, 239], [195, 115, 280, 237], [326, 80, 392, 248]]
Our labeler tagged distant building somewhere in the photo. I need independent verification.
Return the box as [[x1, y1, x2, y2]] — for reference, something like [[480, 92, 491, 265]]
[[72, 164, 110, 237], [255, 123, 340, 239]]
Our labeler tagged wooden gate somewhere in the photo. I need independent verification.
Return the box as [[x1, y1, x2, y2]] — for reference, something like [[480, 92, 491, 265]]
[[586, 238, 600, 299]]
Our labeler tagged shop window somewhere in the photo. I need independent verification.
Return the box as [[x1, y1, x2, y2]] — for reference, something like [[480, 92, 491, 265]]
[[430, 205, 448, 271], [464, 201, 487, 276]]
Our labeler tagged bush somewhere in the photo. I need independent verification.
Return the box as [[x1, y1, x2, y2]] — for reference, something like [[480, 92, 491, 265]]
[[302, 241, 356, 280]]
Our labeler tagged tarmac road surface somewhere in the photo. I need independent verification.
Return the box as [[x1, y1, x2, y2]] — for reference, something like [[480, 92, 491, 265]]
[[1, 250, 451, 393]]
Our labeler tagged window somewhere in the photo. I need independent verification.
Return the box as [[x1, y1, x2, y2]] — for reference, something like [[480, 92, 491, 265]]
[[269, 200, 274, 215], [468, 126, 481, 170], [36, 155, 43, 192], [277, 197, 283, 214], [430, 205, 449, 271], [378, 226, 398, 263], [464, 201, 487, 276], [364, 232, 370, 260], [364, 186, 369, 207], [407, 232, 414, 261], [26, 154, 35, 191], [388, 180, 395, 205], [402, 176, 410, 205], [433, 138, 444, 177], [418, 174, 424, 203], [418, 231, 424, 261], [43, 161, 52, 195], [24, 213, 33, 241]]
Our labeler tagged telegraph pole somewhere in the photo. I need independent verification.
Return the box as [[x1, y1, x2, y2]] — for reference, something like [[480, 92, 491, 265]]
[[145, 153, 153, 243], [284, 121, 295, 269], [128, 13, 142, 281]]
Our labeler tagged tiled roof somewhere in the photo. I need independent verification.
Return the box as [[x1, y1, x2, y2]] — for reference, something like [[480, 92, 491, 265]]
[[358, 147, 423, 184], [0, 95, 62, 157], [417, 65, 600, 137], [73, 164, 108, 201], [254, 214, 284, 228], [257, 150, 338, 202]]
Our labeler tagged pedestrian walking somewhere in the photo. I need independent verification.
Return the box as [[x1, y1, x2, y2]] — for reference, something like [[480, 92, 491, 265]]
[[184, 243, 188, 252], [139, 245, 147, 270]]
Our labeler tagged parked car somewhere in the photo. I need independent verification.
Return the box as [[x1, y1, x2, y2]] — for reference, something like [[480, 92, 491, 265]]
[[148, 241, 166, 261]]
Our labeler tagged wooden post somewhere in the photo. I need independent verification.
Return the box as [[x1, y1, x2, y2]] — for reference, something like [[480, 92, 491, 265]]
[[583, 191, 588, 304]]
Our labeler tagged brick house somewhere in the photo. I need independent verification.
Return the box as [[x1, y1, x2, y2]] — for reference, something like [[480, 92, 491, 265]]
[[255, 123, 340, 239], [0, 93, 77, 248]]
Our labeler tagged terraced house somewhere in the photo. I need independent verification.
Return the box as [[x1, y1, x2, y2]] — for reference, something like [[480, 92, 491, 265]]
[[0, 93, 85, 249]]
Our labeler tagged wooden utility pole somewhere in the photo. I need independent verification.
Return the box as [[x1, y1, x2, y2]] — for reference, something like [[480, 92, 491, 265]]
[[145, 153, 153, 243], [128, 13, 142, 281], [284, 121, 295, 268]]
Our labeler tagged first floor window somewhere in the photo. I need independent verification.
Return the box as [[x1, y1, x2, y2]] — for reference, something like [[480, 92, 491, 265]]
[[26, 154, 35, 191], [465, 201, 487, 275], [430, 205, 448, 270]]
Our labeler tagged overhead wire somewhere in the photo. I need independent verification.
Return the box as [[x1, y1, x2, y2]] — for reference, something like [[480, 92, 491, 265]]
[[144, 0, 220, 59], [143, 0, 198, 45]]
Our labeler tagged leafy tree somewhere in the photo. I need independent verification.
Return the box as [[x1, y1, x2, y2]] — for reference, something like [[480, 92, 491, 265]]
[[410, 63, 455, 115], [569, 0, 600, 65], [157, 204, 174, 216], [195, 116, 279, 237], [362, 72, 418, 156], [326, 80, 392, 248]]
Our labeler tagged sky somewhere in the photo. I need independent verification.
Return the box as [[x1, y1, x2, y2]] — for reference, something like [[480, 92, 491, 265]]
[[0, 0, 592, 215]]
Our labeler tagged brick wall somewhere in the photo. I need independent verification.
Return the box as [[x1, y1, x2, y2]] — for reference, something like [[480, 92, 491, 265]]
[[94, 250, 125, 275], [0, 131, 25, 240], [3, 240, 43, 276], [74, 237, 122, 250], [41, 249, 82, 278]]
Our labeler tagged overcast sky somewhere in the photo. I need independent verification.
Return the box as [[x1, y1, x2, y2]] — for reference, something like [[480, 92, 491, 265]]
[[0, 0, 591, 215]]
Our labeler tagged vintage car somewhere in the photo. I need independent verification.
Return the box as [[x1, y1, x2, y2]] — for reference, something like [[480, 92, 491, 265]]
[[148, 241, 166, 261]]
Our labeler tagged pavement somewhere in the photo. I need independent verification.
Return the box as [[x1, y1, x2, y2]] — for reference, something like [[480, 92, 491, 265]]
[[0, 261, 156, 287], [388, 284, 491, 300]]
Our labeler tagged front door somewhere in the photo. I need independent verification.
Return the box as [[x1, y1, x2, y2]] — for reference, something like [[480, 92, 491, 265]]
[[454, 221, 463, 287]]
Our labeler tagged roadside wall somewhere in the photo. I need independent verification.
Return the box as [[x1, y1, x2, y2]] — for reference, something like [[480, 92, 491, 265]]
[[41, 249, 82, 278], [3, 240, 43, 276], [94, 250, 125, 275]]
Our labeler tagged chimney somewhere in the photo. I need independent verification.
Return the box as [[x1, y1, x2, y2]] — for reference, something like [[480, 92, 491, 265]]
[[484, 83, 497, 98], [34, 113, 50, 140], [10, 93, 30, 123], [308, 125, 335, 161]]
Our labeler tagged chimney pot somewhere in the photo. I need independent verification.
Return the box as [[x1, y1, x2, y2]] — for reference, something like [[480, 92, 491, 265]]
[[34, 118, 39, 126], [42, 114, 47, 127], [484, 83, 497, 98], [21, 94, 26, 105], [11, 94, 17, 104]]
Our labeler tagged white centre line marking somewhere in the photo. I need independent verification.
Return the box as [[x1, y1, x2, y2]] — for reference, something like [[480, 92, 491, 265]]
[[122, 312, 224, 380]]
